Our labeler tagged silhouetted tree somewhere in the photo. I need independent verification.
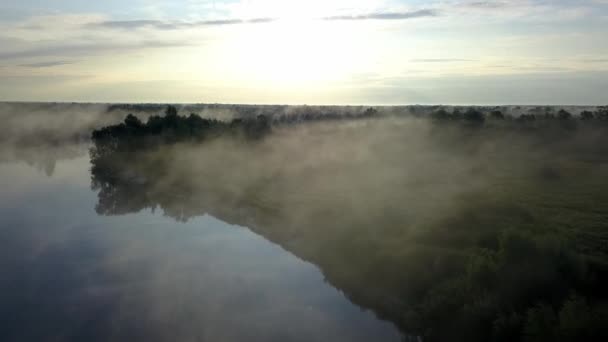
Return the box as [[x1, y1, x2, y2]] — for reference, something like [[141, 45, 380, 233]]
[[124, 114, 143, 128], [363, 107, 379, 117], [518, 114, 537, 122], [490, 110, 505, 120], [580, 111, 594, 121], [596, 106, 608, 121], [544, 112, 556, 120], [452, 108, 463, 120], [165, 105, 178, 117], [432, 108, 450, 121], [464, 108, 485, 124], [558, 109, 572, 120]]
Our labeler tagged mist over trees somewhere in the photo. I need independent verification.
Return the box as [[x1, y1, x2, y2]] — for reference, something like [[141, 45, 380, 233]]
[[89, 106, 608, 342]]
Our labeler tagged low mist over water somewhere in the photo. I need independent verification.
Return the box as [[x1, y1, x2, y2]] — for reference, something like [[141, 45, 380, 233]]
[[2, 103, 608, 342]]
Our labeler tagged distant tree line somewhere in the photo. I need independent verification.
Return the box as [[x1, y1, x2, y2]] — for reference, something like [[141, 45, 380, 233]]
[[105, 103, 381, 123], [94, 105, 382, 146], [103, 103, 608, 128], [431, 106, 608, 124], [272, 107, 379, 125], [92, 106, 271, 148]]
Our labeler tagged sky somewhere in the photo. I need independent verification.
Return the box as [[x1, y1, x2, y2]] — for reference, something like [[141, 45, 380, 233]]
[[0, 0, 607, 105]]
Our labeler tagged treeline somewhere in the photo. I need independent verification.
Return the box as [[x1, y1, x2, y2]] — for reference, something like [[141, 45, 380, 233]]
[[91, 105, 382, 152], [101, 103, 608, 130], [271, 106, 379, 124], [92, 106, 271, 148], [105, 103, 381, 122], [431, 106, 608, 124]]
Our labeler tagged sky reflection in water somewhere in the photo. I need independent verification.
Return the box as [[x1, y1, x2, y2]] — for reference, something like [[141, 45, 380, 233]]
[[0, 147, 401, 342]]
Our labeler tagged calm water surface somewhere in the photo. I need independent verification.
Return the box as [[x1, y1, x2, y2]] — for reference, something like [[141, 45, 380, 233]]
[[0, 144, 402, 341]]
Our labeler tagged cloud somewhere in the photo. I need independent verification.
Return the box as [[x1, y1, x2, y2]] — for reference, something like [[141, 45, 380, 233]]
[[410, 58, 476, 63], [452, 0, 603, 21], [86, 17, 277, 31], [0, 74, 92, 82], [87, 20, 179, 30], [459, 1, 512, 10], [0, 40, 190, 60], [82, 10, 438, 31], [18, 60, 77, 68], [324, 9, 439, 21], [582, 58, 608, 63]]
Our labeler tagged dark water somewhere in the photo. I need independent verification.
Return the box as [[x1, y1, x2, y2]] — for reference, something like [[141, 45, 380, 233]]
[[0, 144, 402, 342]]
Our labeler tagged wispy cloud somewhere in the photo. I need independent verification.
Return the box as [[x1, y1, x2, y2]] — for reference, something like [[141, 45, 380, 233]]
[[0, 40, 189, 60], [451, 0, 601, 21], [86, 17, 277, 30], [18, 60, 77, 68], [324, 9, 439, 21], [410, 58, 476, 63], [582, 58, 608, 63], [458, 1, 512, 10], [86, 20, 178, 30], [85, 10, 438, 30]]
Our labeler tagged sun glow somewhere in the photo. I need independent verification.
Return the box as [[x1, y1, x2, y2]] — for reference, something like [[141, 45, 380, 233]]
[[221, 18, 373, 89], [215, 0, 381, 89]]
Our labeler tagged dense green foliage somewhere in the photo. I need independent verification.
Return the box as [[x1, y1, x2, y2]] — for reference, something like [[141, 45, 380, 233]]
[[90, 109, 608, 341]]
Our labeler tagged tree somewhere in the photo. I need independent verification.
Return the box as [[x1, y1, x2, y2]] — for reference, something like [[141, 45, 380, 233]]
[[557, 295, 608, 341], [596, 106, 608, 121], [363, 107, 378, 117], [558, 109, 572, 120], [580, 111, 594, 121], [490, 110, 505, 120], [525, 304, 557, 342], [165, 105, 178, 117], [464, 108, 485, 124], [452, 108, 463, 120], [124, 113, 143, 128], [164, 105, 180, 130], [518, 114, 536, 122], [432, 108, 450, 121], [493, 312, 523, 342]]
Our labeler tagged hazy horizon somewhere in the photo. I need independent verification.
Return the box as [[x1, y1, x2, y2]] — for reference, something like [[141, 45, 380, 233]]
[[1, 101, 605, 108]]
